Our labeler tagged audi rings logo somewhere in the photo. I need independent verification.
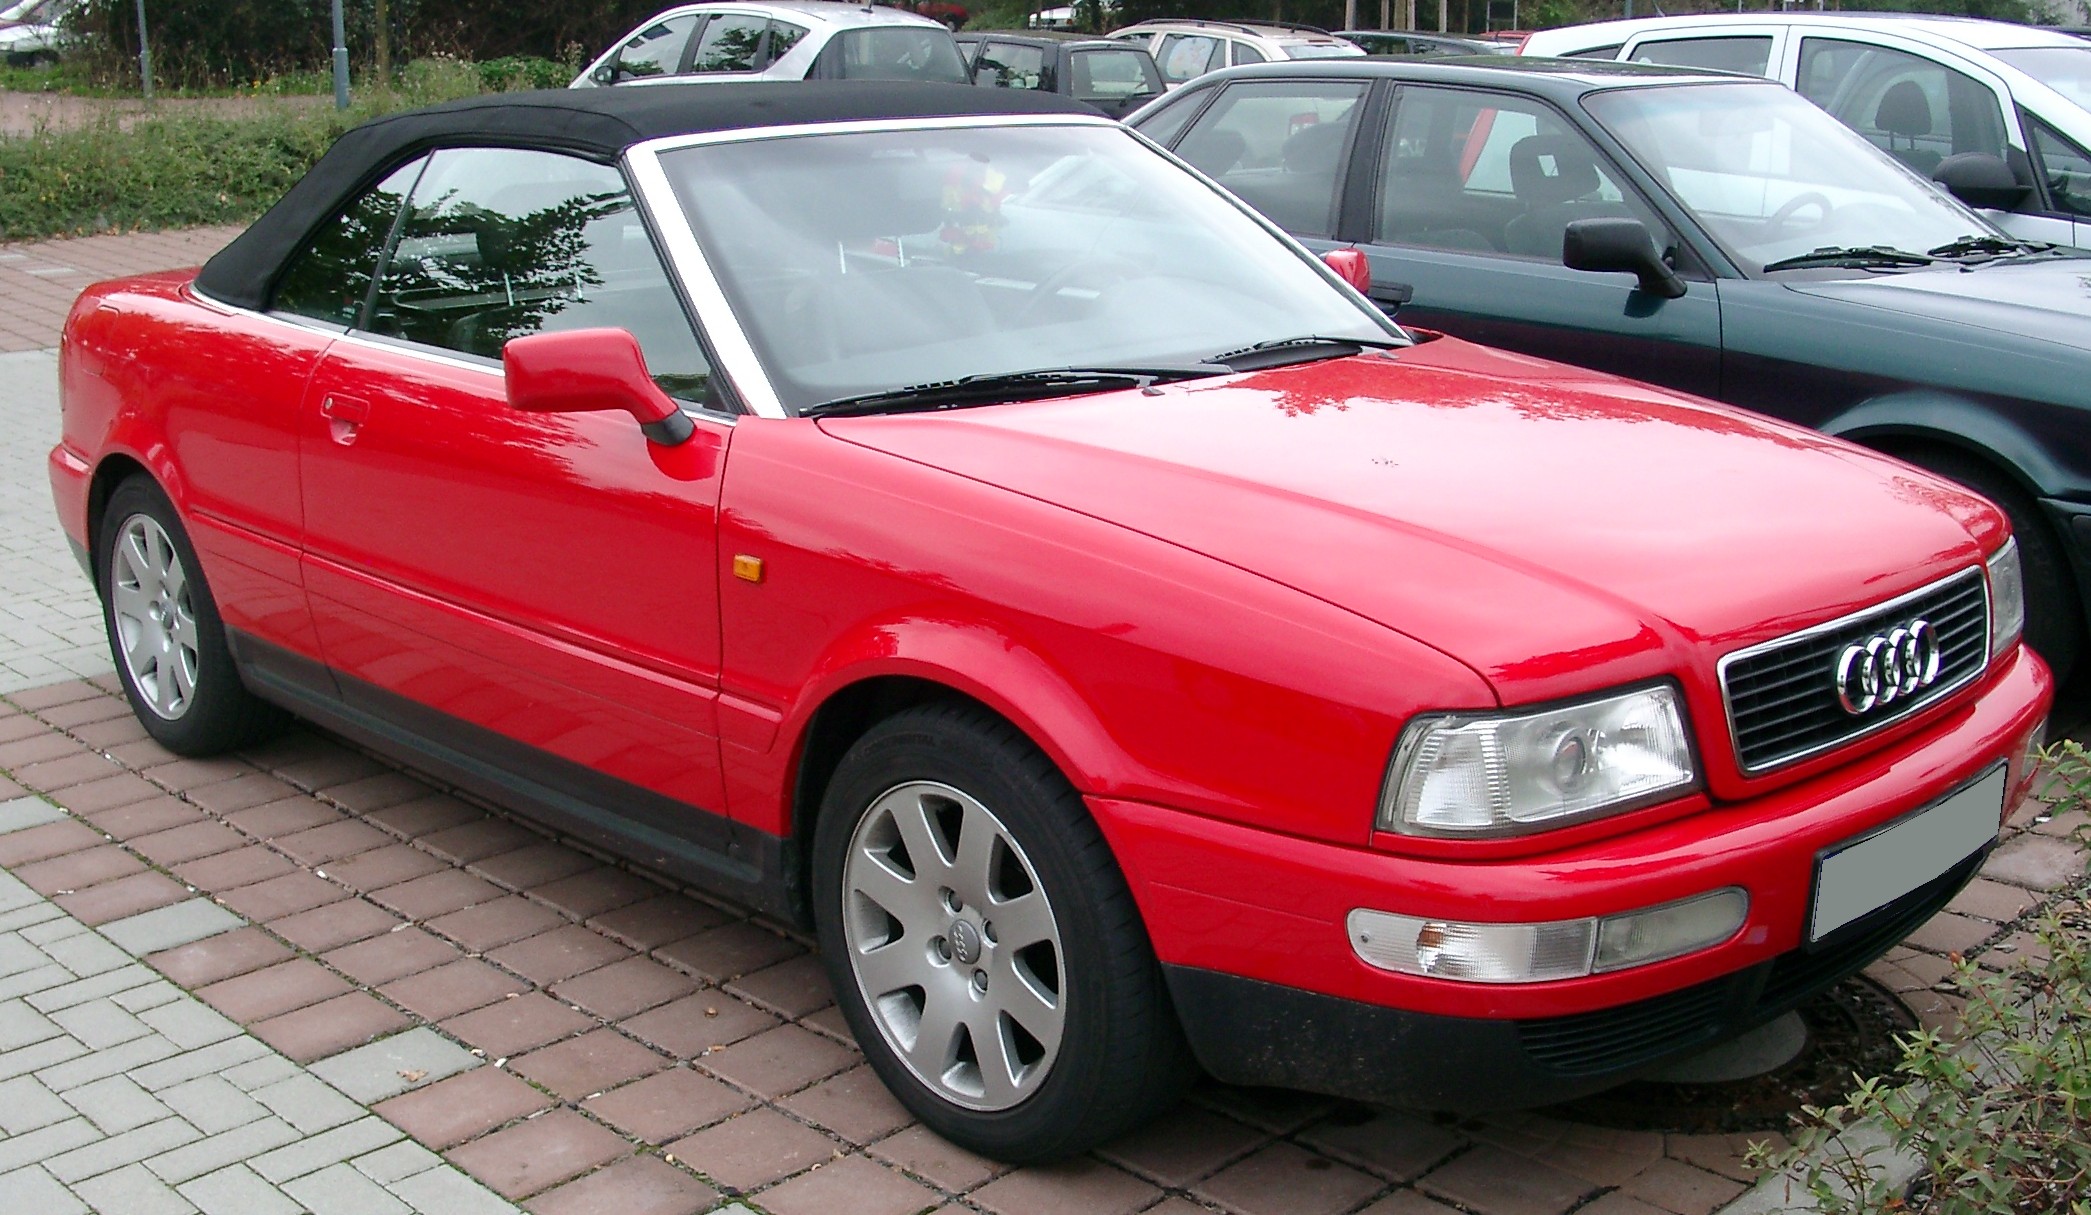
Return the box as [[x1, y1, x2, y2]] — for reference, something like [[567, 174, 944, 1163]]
[[1834, 620, 1943, 715]]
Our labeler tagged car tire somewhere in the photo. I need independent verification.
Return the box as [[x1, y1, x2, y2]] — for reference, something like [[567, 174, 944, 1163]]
[[1906, 448, 2082, 684], [98, 477, 284, 756], [811, 701, 1193, 1161]]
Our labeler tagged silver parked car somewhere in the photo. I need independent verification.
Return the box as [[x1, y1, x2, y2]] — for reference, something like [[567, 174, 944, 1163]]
[[574, 1, 968, 88], [1522, 14, 2091, 248]]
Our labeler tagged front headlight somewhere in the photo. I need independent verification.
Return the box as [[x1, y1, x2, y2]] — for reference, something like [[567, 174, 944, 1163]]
[[1380, 684, 1697, 837], [1988, 537, 2024, 662]]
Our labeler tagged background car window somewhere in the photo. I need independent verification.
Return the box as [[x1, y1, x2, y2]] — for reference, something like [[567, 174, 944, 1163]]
[[1797, 38, 2007, 176], [1071, 49, 1159, 101], [1993, 46, 2091, 110], [1156, 34, 1221, 84], [1377, 87, 1662, 259], [818, 27, 969, 82], [272, 159, 425, 327], [690, 13, 769, 73], [1129, 88, 1206, 147], [1231, 42, 1267, 66], [2030, 118, 2091, 217], [1629, 36, 1773, 77], [974, 42, 1046, 89], [613, 14, 697, 80], [1173, 80, 1366, 237], [367, 148, 712, 400], [1562, 44, 1622, 60]]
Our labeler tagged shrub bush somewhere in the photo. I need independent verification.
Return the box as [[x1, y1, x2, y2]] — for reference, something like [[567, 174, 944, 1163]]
[[1748, 740, 2091, 1215]]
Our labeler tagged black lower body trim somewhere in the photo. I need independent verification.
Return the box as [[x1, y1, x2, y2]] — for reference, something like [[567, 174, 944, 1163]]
[[1165, 846, 1986, 1109], [228, 629, 804, 927]]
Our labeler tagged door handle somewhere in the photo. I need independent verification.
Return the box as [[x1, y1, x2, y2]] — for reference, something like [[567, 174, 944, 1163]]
[[1369, 282, 1415, 314], [320, 394, 370, 445]]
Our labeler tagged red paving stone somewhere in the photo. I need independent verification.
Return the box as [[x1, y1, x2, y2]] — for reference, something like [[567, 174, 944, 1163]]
[[522, 1153, 718, 1215], [145, 927, 296, 988], [374, 1067, 555, 1149], [581, 1067, 754, 1144], [446, 1109, 633, 1199], [250, 991, 412, 1062]]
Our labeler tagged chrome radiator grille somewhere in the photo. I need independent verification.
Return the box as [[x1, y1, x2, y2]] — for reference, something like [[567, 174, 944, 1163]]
[[1719, 569, 1989, 774]]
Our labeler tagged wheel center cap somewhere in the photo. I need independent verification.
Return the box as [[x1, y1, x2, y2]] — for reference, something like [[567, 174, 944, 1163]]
[[948, 919, 981, 966]]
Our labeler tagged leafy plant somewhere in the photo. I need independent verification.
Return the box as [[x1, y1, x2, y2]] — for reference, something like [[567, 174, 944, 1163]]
[[1747, 742, 2091, 1215]]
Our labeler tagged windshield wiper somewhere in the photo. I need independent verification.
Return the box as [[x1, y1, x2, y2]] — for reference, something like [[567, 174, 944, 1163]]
[[1760, 245, 1936, 273], [799, 366, 1220, 419], [1202, 334, 1406, 370], [1926, 234, 2060, 261]]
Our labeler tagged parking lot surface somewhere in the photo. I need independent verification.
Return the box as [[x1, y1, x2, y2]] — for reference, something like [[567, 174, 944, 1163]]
[[0, 226, 2083, 1215]]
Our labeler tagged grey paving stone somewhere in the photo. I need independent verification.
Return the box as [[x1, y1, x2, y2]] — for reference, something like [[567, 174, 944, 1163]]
[[0, 795, 66, 833], [0, 871, 41, 915], [78, 1154, 202, 1212], [43, 928, 134, 978], [250, 1115, 404, 1183], [114, 979, 188, 1013], [160, 1075, 272, 1136], [49, 994, 152, 1048], [386, 1163, 522, 1215], [0, 962, 72, 1000], [0, 1073, 73, 1134], [101, 899, 243, 957], [61, 1073, 174, 1135], [250, 1072, 366, 1134], [46, 1115, 205, 1183], [221, 1055, 301, 1093], [0, 995, 60, 1048], [142, 1115, 305, 1185], [0, 1032, 86, 1079], [131, 1035, 271, 1091], [0, 1163, 89, 1215], [0, 1115, 100, 1173], [0, 934, 47, 978], [179, 1163, 303, 1215], [138, 995, 242, 1049], [34, 1024, 180, 1088], [351, 1139, 444, 1185], [77, 1162, 202, 1215], [24, 961, 157, 1012], [22, 915, 89, 945], [307, 1027, 481, 1103], [0, 902, 66, 933], [285, 1160, 412, 1215]]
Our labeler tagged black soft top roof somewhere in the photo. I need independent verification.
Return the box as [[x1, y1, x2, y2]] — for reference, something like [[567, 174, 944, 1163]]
[[197, 81, 1096, 311]]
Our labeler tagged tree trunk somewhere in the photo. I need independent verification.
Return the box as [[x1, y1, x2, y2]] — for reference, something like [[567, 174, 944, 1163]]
[[375, 0, 390, 78]]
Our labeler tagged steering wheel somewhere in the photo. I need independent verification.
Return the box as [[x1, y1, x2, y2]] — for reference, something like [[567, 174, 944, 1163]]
[[1016, 254, 1146, 322], [1767, 191, 1834, 232]]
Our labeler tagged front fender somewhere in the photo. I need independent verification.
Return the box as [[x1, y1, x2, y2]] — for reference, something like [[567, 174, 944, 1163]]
[[1821, 388, 2077, 500]]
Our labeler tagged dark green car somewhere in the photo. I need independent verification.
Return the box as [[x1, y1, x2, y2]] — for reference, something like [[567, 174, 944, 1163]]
[[1130, 57, 2091, 681]]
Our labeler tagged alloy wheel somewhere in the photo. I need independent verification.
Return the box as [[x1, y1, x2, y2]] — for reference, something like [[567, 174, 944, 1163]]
[[110, 514, 198, 720], [841, 780, 1066, 1112]]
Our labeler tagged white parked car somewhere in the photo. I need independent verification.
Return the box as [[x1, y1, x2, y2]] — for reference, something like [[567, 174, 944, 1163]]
[[0, 0, 73, 65], [1522, 14, 2091, 248], [574, 1, 968, 88], [1108, 19, 1362, 89]]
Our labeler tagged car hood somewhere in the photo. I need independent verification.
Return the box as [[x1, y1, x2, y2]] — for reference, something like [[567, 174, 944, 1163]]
[[821, 337, 1998, 704], [1786, 256, 2091, 350]]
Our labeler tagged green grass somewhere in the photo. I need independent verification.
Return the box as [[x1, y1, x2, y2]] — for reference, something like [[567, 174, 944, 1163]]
[[0, 58, 497, 240]]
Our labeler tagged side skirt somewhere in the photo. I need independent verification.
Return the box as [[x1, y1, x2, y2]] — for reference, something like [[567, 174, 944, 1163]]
[[227, 629, 805, 928]]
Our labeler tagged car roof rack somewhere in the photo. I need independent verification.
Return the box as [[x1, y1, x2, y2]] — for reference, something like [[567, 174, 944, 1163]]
[[1137, 17, 1336, 36]]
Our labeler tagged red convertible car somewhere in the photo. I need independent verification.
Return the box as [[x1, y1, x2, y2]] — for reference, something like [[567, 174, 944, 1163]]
[[52, 82, 2050, 1160]]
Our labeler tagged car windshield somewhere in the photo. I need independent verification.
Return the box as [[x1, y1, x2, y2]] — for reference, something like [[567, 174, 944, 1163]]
[[1583, 82, 1990, 273], [1994, 46, 2091, 111], [1285, 43, 1366, 59], [657, 123, 1397, 413]]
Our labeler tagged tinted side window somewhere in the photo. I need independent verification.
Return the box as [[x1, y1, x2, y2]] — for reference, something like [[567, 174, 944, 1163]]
[[1797, 38, 2006, 176], [2031, 118, 2091, 217], [368, 148, 712, 400], [1231, 42, 1267, 66], [1156, 34, 1222, 84], [769, 20, 808, 60], [1174, 80, 1366, 238], [974, 42, 1046, 89], [1130, 87, 1208, 148], [820, 27, 969, 82], [690, 13, 769, 73], [615, 15, 698, 79], [1071, 49, 1159, 101], [273, 159, 425, 327], [1376, 86, 1666, 260], [1630, 36, 1772, 77]]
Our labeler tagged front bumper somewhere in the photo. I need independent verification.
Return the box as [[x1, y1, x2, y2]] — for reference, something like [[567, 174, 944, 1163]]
[[1092, 646, 2049, 1105]]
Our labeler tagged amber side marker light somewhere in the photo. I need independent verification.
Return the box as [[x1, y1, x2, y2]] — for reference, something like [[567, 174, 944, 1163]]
[[732, 555, 765, 584]]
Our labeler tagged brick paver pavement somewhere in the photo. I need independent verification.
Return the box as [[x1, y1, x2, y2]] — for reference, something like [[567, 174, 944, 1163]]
[[0, 228, 241, 353], [0, 226, 2085, 1215]]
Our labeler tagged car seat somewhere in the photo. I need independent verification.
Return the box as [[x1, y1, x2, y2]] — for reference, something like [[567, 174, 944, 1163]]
[[1502, 134, 1629, 259], [1874, 80, 1942, 176]]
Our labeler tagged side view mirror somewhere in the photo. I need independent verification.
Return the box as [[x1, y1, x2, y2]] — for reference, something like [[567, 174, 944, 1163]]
[[503, 328, 696, 446], [1320, 248, 1373, 293], [1562, 218, 1686, 299], [591, 62, 619, 86], [1932, 153, 2029, 212]]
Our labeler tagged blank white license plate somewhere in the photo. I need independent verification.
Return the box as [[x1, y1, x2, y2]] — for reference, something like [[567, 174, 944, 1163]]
[[1810, 765, 2005, 943]]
